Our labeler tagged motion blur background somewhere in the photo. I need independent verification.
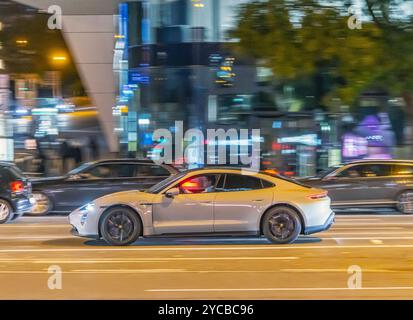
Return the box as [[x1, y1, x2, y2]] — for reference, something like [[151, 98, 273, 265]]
[[0, 0, 412, 177]]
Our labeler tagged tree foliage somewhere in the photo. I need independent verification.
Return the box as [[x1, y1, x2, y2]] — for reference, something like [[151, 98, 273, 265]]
[[231, 0, 413, 110]]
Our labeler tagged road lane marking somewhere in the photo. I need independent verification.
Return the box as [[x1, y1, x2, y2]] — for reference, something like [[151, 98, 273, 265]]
[[322, 232, 413, 235], [334, 219, 382, 222], [370, 240, 383, 244], [331, 227, 405, 230], [328, 236, 413, 240], [146, 286, 413, 292], [280, 268, 397, 273], [2, 243, 413, 253], [0, 236, 73, 240], [0, 269, 186, 274], [334, 223, 413, 226], [0, 256, 298, 263]]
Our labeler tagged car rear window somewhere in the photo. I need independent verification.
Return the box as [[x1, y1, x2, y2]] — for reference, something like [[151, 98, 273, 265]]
[[6, 166, 24, 179], [223, 174, 263, 191]]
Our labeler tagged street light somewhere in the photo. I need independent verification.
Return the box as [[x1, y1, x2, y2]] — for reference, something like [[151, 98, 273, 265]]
[[51, 55, 67, 63], [16, 39, 28, 46], [49, 53, 68, 98]]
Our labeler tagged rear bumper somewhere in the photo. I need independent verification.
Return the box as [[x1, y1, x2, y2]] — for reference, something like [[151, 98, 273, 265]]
[[11, 196, 33, 214], [303, 211, 335, 235]]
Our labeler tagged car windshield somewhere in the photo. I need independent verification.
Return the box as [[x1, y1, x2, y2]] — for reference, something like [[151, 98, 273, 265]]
[[146, 171, 187, 194], [67, 163, 92, 175]]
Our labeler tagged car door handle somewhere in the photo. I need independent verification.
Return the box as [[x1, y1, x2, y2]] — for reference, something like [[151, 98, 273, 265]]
[[253, 199, 264, 202], [200, 201, 212, 204]]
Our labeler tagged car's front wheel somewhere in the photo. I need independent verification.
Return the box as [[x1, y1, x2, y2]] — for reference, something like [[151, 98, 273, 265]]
[[28, 192, 52, 216], [99, 207, 142, 246], [397, 191, 413, 214], [0, 199, 14, 224], [262, 206, 301, 244]]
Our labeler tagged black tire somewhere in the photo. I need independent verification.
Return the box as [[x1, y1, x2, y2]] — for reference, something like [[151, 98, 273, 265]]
[[99, 206, 142, 246], [262, 206, 301, 244], [27, 192, 52, 216], [397, 191, 413, 214], [0, 199, 14, 224]]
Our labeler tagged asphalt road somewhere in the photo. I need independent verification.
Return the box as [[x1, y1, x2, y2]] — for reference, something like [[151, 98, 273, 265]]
[[1, 214, 413, 299]]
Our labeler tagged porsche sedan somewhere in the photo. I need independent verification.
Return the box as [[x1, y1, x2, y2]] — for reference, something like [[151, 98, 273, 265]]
[[69, 168, 335, 246]]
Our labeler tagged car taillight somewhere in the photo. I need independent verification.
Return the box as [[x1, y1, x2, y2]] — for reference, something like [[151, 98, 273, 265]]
[[308, 191, 328, 200], [10, 181, 24, 194]]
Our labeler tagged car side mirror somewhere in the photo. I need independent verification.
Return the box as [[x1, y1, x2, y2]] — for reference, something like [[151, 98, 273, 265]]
[[165, 187, 180, 198]]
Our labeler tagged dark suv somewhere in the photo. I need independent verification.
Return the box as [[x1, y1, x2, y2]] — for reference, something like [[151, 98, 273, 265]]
[[0, 162, 33, 223], [30, 159, 178, 216], [300, 160, 413, 214]]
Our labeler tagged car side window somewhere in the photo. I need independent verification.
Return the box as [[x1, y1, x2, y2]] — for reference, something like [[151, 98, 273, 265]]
[[85, 164, 135, 178], [337, 164, 392, 178], [261, 179, 275, 188], [392, 165, 413, 176], [223, 174, 263, 191], [178, 174, 219, 194], [136, 164, 170, 177]]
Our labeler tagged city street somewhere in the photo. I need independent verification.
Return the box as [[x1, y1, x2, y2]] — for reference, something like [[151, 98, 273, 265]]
[[0, 214, 413, 299]]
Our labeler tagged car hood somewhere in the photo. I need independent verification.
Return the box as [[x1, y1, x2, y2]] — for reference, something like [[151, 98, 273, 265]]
[[92, 190, 156, 207]]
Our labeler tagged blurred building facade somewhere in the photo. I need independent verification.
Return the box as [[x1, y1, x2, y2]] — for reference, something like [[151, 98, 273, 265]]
[[10, 0, 405, 176]]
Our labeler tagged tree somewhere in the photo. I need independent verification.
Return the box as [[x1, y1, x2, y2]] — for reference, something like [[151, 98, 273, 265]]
[[231, 0, 413, 117]]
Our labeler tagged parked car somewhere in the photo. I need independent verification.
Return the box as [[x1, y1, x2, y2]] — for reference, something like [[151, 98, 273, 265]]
[[300, 160, 413, 214], [0, 162, 33, 224], [69, 167, 334, 246], [30, 159, 179, 216]]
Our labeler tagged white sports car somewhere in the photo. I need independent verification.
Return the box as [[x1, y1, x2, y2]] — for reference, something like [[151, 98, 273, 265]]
[[69, 168, 335, 246]]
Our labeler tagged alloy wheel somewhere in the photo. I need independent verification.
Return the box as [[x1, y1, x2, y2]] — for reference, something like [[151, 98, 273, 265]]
[[105, 210, 135, 243], [398, 192, 413, 214], [0, 202, 10, 221], [31, 193, 50, 215], [268, 212, 296, 240]]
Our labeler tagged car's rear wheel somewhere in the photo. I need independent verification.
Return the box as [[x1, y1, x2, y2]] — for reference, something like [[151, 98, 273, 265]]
[[0, 200, 14, 224], [28, 192, 51, 216], [262, 206, 301, 244], [100, 207, 142, 246], [397, 191, 413, 214]]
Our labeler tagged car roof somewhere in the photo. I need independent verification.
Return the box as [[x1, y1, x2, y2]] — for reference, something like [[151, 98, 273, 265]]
[[78, 159, 179, 173], [178, 166, 273, 176], [0, 161, 15, 167], [343, 159, 413, 165]]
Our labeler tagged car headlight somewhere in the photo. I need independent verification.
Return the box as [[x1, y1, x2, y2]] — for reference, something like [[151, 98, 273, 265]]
[[80, 202, 96, 214], [79, 203, 95, 226]]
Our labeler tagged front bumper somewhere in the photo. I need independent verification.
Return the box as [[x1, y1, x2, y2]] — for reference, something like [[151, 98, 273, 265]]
[[70, 227, 100, 239], [69, 205, 101, 238], [303, 211, 335, 235]]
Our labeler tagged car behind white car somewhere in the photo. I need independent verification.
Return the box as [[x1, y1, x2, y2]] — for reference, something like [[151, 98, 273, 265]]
[[69, 168, 335, 246]]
